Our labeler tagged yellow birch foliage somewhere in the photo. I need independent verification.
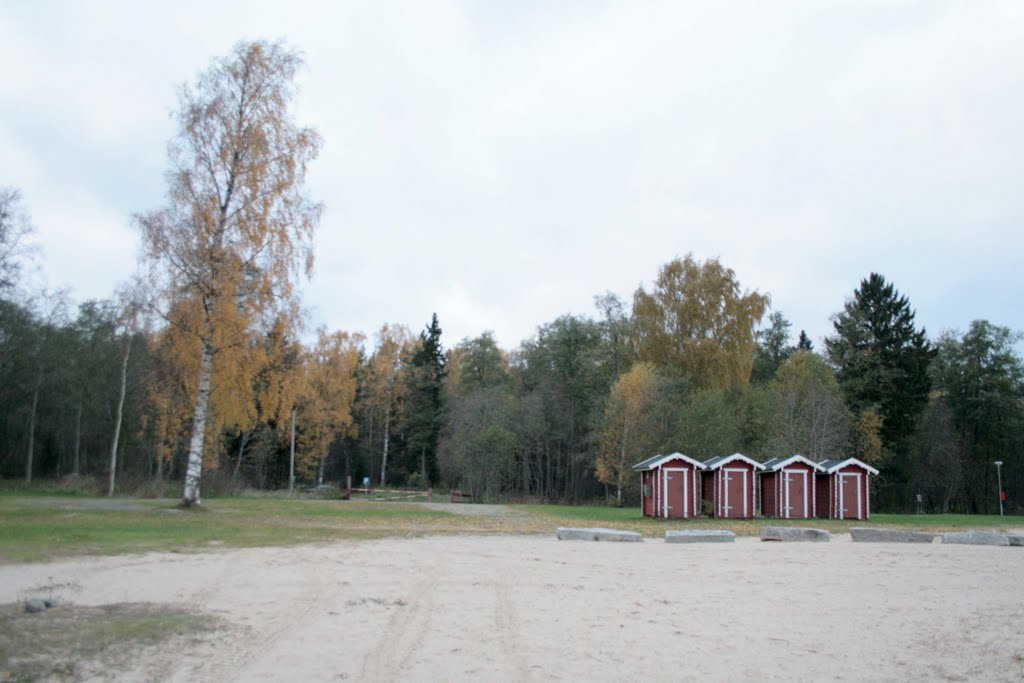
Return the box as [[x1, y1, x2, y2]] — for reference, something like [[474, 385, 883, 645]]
[[145, 293, 305, 471], [633, 254, 769, 390], [596, 362, 662, 505], [134, 40, 322, 504], [294, 328, 362, 477], [365, 324, 413, 420], [854, 407, 884, 466]]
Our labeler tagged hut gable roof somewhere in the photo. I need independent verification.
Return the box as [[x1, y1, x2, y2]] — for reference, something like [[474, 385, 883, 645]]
[[818, 457, 880, 475], [703, 452, 765, 471], [761, 454, 824, 472], [632, 452, 706, 471]]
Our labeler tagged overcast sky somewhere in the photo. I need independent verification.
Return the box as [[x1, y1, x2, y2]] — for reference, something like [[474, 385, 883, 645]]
[[2, 1, 1022, 351]]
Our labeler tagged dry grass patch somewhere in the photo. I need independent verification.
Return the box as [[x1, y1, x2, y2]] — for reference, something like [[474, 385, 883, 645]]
[[0, 602, 222, 682]]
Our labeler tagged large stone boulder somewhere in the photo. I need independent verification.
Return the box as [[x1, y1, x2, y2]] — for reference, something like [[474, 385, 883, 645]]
[[942, 531, 1009, 546], [1008, 534, 1024, 547], [665, 530, 735, 543], [850, 527, 936, 543], [760, 526, 830, 542], [556, 527, 643, 542]]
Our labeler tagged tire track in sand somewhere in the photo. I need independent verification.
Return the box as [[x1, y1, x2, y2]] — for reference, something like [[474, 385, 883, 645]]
[[190, 548, 330, 682], [495, 561, 532, 681], [358, 557, 442, 682]]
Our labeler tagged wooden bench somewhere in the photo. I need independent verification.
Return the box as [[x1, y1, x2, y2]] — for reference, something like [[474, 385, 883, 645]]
[[449, 489, 473, 504]]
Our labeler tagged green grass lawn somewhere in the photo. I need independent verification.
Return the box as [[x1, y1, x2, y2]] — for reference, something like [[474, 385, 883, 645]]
[[520, 504, 1016, 536], [0, 495, 473, 563], [0, 489, 1018, 564]]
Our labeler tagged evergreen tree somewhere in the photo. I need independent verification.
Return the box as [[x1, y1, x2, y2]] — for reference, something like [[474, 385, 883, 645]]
[[751, 311, 793, 385], [404, 314, 446, 486], [825, 273, 933, 461], [797, 331, 813, 351]]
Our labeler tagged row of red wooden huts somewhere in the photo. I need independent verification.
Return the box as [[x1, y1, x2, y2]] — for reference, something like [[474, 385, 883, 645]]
[[633, 452, 879, 520]]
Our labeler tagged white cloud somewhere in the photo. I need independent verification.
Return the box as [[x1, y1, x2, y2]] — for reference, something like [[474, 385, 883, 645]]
[[1, 0, 1022, 352]]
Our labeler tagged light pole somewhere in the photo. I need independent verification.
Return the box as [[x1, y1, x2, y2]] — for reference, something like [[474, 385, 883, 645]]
[[994, 461, 1004, 516]]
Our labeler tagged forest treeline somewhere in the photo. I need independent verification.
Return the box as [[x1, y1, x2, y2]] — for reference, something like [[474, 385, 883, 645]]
[[1, 41, 1021, 513]]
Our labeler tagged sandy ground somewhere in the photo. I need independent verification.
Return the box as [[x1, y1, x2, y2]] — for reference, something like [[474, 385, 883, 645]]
[[2, 534, 1023, 682]]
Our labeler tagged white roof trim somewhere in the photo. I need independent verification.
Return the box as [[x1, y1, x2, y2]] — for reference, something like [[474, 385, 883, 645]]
[[705, 452, 765, 471], [822, 458, 880, 475], [763, 454, 824, 472], [634, 452, 706, 471]]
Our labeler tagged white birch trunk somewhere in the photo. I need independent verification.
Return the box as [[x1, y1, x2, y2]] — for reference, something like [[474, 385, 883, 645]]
[[25, 367, 42, 484], [182, 336, 214, 506], [380, 397, 391, 487], [107, 335, 132, 497], [232, 429, 251, 482], [288, 407, 296, 494], [73, 397, 82, 476], [616, 421, 628, 507]]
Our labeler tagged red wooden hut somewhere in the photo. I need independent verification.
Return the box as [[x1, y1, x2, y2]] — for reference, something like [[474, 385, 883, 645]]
[[702, 453, 764, 519], [760, 455, 823, 519], [815, 458, 879, 520], [633, 452, 705, 518]]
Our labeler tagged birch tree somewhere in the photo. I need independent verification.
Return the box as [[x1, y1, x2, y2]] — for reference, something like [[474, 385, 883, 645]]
[[766, 350, 851, 461], [633, 255, 768, 389], [296, 328, 361, 484], [365, 324, 412, 486], [0, 187, 35, 293], [135, 40, 322, 506], [107, 287, 144, 496], [596, 362, 665, 506]]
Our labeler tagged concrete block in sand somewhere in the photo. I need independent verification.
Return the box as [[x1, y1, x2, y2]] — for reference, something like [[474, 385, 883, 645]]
[[24, 598, 47, 613], [850, 527, 936, 543], [556, 527, 643, 542], [665, 530, 735, 543], [942, 531, 1009, 546], [760, 526, 830, 542]]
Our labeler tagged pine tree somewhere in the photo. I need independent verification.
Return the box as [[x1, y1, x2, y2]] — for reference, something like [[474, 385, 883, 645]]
[[825, 273, 933, 460], [797, 331, 813, 351], [751, 311, 793, 385], [404, 314, 446, 486]]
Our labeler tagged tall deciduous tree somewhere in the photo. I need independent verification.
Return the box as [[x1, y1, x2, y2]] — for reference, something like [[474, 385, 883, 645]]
[[439, 386, 519, 501], [22, 291, 70, 483], [135, 40, 322, 506], [0, 187, 35, 293], [596, 362, 666, 506], [826, 273, 932, 456], [633, 255, 769, 390], [296, 328, 361, 484], [766, 350, 851, 461], [451, 332, 509, 395], [519, 316, 608, 502], [931, 321, 1024, 512], [908, 397, 964, 513], [107, 286, 145, 496], [364, 324, 412, 486]]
